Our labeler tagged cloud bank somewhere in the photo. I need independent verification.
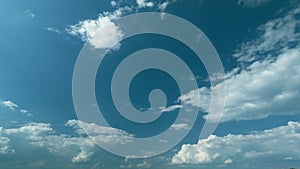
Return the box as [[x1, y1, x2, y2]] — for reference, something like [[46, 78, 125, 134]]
[[172, 121, 300, 164], [0, 120, 134, 163]]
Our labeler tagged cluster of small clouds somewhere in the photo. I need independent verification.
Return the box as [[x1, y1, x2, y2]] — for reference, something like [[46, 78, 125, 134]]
[[0, 132, 14, 154], [0, 100, 32, 117], [24, 9, 35, 18], [120, 159, 150, 168], [233, 6, 300, 63], [238, 0, 271, 8], [44, 27, 61, 34], [172, 121, 300, 165], [0, 120, 134, 163], [179, 5, 300, 122], [136, 0, 154, 8], [66, 0, 173, 49]]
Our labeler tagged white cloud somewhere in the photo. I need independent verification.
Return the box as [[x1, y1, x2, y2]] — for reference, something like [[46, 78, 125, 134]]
[[44, 27, 61, 34], [158, 1, 169, 11], [224, 158, 232, 164], [1, 100, 18, 110], [25, 9, 35, 18], [0, 121, 96, 163], [34, 134, 96, 163], [179, 6, 300, 122], [222, 48, 300, 122], [71, 148, 94, 163], [171, 123, 189, 131], [136, 160, 150, 168], [238, 0, 271, 8], [111, 0, 117, 7], [172, 121, 300, 164], [179, 87, 210, 112], [5, 122, 54, 141], [67, 7, 130, 49], [19, 109, 28, 114], [89, 21, 123, 49], [0, 99, 33, 116], [0, 131, 14, 154], [121, 159, 150, 168], [284, 156, 293, 160], [136, 0, 154, 8], [66, 120, 134, 145], [67, 1, 175, 48], [234, 6, 300, 62], [160, 104, 182, 113]]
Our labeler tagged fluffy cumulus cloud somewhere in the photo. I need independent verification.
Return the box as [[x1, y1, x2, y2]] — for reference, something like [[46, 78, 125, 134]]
[[5, 122, 54, 140], [67, 8, 128, 49], [34, 134, 96, 163], [172, 121, 300, 164], [67, 0, 173, 49], [136, 0, 154, 8], [179, 5, 300, 122]]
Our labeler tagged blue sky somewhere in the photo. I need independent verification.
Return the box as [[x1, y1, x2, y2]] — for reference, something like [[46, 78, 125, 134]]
[[0, 0, 300, 168]]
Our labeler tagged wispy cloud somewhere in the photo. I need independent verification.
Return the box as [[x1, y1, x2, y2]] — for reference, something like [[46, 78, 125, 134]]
[[44, 27, 61, 34], [66, 120, 134, 145], [0, 100, 18, 110], [171, 123, 189, 131], [234, 6, 300, 63], [24, 9, 35, 18], [179, 5, 300, 122], [159, 104, 182, 113], [238, 0, 271, 8], [0, 99, 32, 116]]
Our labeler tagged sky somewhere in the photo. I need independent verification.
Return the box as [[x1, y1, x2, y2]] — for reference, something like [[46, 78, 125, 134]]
[[0, 0, 300, 168]]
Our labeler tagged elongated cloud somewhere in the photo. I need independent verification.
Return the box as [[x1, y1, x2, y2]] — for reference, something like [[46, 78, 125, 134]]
[[0, 120, 134, 163], [172, 121, 300, 164], [179, 6, 300, 122], [0, 100, 18, 110]]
